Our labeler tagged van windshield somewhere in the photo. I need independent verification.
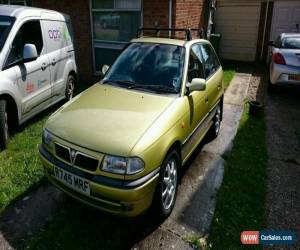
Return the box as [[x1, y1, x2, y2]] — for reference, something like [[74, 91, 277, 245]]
[[0, 16, 15, 52]]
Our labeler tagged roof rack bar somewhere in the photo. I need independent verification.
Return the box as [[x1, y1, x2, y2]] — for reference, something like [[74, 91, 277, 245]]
[[137, 27, 205, 41]]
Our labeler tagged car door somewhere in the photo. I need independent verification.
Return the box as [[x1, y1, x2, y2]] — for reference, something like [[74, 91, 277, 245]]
[[41, 19, 73, 99], [5, 20, 51, 115], [199, 43, 223, 110], [182, 44, 209, 159]]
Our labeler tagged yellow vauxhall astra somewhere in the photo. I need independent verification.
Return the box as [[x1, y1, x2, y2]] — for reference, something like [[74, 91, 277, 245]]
[[39, 29, 224, 217]]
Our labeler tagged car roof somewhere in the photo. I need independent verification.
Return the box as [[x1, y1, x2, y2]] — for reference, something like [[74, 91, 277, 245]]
[[0, 5, 69, 21], [131, 37, 210, 47]]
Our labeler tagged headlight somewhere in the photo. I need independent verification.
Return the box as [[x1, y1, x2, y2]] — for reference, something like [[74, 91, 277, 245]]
[[42, 129, 53, 148], [102, 155, 144, 175]]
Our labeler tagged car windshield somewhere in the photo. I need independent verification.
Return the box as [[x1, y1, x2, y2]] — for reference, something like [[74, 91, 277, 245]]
[[0, 16, 15, 52], [281, 37, 300, 49], [103, 42, 185, 94]]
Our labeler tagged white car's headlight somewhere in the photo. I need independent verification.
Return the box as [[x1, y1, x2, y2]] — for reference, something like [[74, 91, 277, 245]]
[[102, 155, 144, 175], [42, 129, 53, 148]]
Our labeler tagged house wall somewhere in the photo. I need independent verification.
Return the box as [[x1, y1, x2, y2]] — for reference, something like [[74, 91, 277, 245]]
[[143, 0, 169, 27], [173, 0, 207, 29], [32, 0, 95, 83]]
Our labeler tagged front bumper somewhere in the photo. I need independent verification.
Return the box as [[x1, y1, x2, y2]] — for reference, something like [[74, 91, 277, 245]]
[[270, 63, 300, 85], [38, 145, 159, 217]]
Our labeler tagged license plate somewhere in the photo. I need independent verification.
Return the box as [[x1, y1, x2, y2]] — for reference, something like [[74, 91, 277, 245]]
[[53, 166, 90, 196], [288, 75, 300, 81]]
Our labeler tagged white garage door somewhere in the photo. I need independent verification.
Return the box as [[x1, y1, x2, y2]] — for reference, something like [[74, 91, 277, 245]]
[[215, 2, 261, 61], [270, 1, 300, 41]]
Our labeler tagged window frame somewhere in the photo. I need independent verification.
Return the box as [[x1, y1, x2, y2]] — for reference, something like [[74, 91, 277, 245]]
[[198, 43, 221, 80], [4, 19, 44, 69], [89, 0, 143, 75]]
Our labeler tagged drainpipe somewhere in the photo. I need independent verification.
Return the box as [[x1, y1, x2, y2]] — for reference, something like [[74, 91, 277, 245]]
[[260, 0, 269, 60], [169, 0, 172, 37]]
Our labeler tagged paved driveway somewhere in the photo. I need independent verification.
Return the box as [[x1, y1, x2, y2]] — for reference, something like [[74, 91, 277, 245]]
[[265, 86, 300, 249]]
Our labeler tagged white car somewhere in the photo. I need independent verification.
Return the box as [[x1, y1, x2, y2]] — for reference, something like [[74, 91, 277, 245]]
[[268, 33, 300, 91], [0, 5, 77, 150]]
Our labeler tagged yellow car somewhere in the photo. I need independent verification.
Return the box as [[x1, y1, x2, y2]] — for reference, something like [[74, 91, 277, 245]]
[[38, 29, 224, 217]]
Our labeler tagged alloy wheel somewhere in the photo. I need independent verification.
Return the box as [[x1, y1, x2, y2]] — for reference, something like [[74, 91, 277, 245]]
[[162, 158, 177, 210]]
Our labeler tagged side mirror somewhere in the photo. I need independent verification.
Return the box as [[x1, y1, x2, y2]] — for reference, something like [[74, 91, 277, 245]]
[[267, 40, 275, 47], [102, 64, 110, 75], [23, 44, 38, 62], [188, 78, 206, 92]]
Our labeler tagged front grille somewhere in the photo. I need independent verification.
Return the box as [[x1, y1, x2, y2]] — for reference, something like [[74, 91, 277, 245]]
[[74, 152, 99, 171], [55, 143, 99, 172], [55, 144, 70, 162]]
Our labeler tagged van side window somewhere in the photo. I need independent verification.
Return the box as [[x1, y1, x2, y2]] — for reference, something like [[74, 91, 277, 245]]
[[6, 21, 43, 66], [199, 44, 220, 79], [187, 45, 205, 83]]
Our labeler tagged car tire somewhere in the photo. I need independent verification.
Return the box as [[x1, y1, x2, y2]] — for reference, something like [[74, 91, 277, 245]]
[[0, 100, 9, 150], [65, 74, 76, 101], [208, 104, 222, 140], [153, 150, 180, 218]]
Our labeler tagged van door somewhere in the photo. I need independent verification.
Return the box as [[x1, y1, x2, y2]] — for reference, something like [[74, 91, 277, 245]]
[[41, 20, 74, 99], [5, 20, 51, 115]]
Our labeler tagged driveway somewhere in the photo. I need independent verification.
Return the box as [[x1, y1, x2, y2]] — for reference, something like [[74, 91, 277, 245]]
[[265, 86, 300, 249], [0, 73, 251, 250]]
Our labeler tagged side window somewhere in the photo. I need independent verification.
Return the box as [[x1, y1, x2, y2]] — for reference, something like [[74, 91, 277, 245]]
[[6, 20, 43, 66], [199, 44, 220, 79], [187, 45, 205, 83]]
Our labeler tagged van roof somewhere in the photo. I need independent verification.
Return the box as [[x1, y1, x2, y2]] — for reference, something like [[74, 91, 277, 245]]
[[0, 5, 70, 22]]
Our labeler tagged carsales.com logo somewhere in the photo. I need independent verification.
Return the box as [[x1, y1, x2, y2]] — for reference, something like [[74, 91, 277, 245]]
[[241, 231, 296, 245]]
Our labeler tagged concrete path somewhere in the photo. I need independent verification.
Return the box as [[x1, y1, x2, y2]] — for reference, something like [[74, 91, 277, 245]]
[[0, 73, 251, 250], [265, 86, 300, 249], [133, 73, 251, 249]]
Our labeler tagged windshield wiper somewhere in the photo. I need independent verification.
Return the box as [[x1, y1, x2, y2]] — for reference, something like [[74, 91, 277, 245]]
[[131, 84, 179, 94], [103, 80, 178, 94]]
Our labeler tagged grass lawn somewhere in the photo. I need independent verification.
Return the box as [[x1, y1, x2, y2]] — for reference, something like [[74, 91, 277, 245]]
[[208, 104, 267, 249], [0, 112, 49, 212], [222, 60, 237, 88]]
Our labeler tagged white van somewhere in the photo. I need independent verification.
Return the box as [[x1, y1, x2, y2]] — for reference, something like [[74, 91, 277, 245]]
[[0, 5, 77, 150]]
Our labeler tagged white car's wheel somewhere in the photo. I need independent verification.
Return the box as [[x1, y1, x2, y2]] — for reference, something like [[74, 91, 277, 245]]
[[66, 74, 76, 101], [0, 100, 9, 150]]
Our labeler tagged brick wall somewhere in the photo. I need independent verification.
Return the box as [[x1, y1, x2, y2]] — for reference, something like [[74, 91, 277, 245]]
[[143, 0, 169, 28], [32, 0, 96, 83], [173, 0, 207, 29]]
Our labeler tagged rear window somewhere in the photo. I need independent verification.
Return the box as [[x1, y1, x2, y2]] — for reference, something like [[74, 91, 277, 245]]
[[0, 16, 15, 52], [281, 37, 300, 49]]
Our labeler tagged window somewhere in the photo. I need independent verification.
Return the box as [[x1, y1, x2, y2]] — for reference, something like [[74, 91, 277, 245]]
[[0, 16, 15, 52], [6, 20, 43, 66], [199, 44, 220, 79], [188, 45, 205, 83], [91, 0, 142, 73]]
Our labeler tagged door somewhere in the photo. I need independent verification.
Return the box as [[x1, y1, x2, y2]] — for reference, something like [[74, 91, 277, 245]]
[[198, 43, 223, 109], [270, 1, 300, 41], [182, 45, 209, 159], [41, 20, 74, 99], [5, 20, 51, 115], [215, 2, 261, 61]]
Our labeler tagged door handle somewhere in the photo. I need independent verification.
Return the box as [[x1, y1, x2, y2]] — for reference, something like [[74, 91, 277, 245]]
[[51, 59, 56, 66], [218, 82, 222, 90], [41, 63, 47, 71], [205, 96, 209, 104]]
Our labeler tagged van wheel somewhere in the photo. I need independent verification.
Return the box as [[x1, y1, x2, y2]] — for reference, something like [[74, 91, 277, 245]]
[[208, 104, 222, 140], [153, 150, 179, 218], [0, 100, 9, 150], [66, 74, 76, 101]]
